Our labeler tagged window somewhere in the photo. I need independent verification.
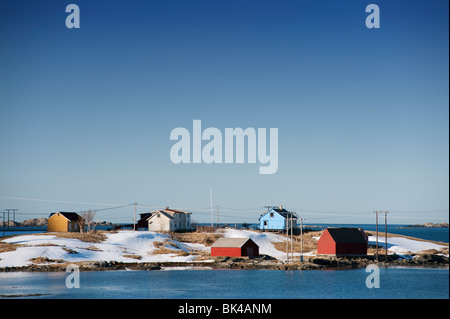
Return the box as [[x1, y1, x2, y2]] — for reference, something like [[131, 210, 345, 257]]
[[270, 212, 274, 218], [157, 214, 160, 218]]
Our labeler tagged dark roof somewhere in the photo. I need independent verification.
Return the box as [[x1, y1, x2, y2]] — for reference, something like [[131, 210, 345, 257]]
[[211, 237, 257, 248], [272, 207, 288, 213], [49, 212, 82, 221], [326, 227, 367, 244], [259, 208, 297, 219]]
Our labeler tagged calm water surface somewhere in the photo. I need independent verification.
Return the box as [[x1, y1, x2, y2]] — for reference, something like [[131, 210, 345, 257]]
[[0, 267, 448, 299]]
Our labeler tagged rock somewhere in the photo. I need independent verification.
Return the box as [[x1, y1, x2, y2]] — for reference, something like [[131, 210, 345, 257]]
[[311, 258, 331, 266], [416, 254, 448, 264]]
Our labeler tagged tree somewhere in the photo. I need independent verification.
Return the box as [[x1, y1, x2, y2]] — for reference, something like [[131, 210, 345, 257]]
[[81, 209, 96, 232]]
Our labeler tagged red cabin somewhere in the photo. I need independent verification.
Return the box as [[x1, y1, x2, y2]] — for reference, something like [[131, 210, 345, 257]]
[[211, 237, 259, 257], [317, 227, 368, 256]]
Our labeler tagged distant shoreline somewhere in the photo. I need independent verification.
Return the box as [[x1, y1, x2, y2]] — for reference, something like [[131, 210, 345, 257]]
[[401, 222, 449, 228]]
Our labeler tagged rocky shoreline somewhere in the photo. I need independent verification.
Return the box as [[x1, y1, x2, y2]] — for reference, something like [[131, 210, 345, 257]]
[[0, 253, 448, 272]]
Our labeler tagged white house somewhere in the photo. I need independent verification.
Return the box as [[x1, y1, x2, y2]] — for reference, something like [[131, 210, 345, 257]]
[[147, 207, 191, 232]]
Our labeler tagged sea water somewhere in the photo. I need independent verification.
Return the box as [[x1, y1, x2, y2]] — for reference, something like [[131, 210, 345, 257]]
[[0, 267, 448, 299]]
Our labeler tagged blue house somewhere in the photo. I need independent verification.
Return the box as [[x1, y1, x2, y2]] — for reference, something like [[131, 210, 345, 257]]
[[259, 206, 298, 231]]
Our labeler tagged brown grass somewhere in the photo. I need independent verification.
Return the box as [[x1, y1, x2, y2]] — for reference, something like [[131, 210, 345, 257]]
[[29, 257, 65, 264], [0, 242, 20, 253], [170, 231, 222, 246], [123, 254, 142, 260], [151, 240, 180, 255], [150, 239, 192, 257], [273, 230, 322, 254], [46, 231, 107, 243]]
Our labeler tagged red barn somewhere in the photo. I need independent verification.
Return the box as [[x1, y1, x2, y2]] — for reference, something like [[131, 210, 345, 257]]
[[211, 238, 259, 257], [317, 227, 368, 256]]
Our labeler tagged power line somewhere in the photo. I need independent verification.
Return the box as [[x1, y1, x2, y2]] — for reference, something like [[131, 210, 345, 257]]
[[0, 195, 134, 208]]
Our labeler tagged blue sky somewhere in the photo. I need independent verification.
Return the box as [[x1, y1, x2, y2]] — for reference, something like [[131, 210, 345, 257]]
[[0, 0, 448, 224]]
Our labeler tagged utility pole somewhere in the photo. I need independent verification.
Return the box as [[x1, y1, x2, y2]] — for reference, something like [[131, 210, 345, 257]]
[[374, 211, 379, 262], [133, 203, 137, 232], [290, 213, 293, 262], [384, 211, 389, 261], [210, 187, 213, 227], [2, 211, 5, 237], [5, 209, 17, 230], [216, 205, 219, 228], [374, 211, 388, 262], [285, 217, 289, 262], [299, 217, 305, 262]]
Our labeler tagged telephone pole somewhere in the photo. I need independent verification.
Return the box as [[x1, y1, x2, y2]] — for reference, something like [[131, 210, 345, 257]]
[[384, 211, 389, 261], [299, 217, 305, 262], [216, 205, 219, 228], [210, 187, 213, 227], [5, 209, 18, 229], [290, 213, 293, 262], [133, 203, 137, 232], [374, 211, 379, 262], [374, 211, 388, 262], [2, 211, 5, 237], [285, 216, 289, 261]]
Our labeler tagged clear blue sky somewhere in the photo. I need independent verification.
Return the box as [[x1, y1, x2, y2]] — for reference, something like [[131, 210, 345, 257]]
[[0, 0, 448, 224]]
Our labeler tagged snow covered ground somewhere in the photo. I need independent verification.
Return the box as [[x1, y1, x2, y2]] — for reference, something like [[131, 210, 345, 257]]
[[0, 230, 447, 268], [0, 231, 208, 267], [368, 235, 448, 255]]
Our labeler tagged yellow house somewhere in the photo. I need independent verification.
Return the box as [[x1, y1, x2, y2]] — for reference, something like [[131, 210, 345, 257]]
[[47, 212, 84, 232]]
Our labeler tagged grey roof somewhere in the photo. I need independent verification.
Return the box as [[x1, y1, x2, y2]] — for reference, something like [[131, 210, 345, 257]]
[[326, 227, 367, 244], [146, 209, 191, 221], [147, 211, 174, 220], [211, 237, 256, 248]]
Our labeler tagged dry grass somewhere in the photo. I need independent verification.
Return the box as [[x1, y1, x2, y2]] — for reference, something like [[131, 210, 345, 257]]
[[29, 257, 65, 264], [85, 245, 102, 251], [123, 254, 142, 260], [34, 243, 59, 247], [150, 240, 191, 257], [62, 247, 78, 254], [0, 242, 20, 253], [151, 240, 179, 255], [170, 231, 222, 246], [46, 231, 107, 243], [273, 230, 322, 254]]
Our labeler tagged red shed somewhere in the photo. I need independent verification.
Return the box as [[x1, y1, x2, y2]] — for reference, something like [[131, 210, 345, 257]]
[[211, 238, 259, 257], [317, 227, 368, 256]]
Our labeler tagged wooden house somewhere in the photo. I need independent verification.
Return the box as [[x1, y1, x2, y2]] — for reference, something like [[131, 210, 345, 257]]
[[317, 227, 368, 256], [211, 237, 259, 257], [47, 212, 84, 233], [147, 207, 191, 232], [258, 206, 298, 232]]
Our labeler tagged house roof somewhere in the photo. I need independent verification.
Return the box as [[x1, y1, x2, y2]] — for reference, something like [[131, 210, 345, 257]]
[[325, 227, 367, 244], [259, 208, 297, 220], [211, 237, 256, 248], [148, 211, 173, 221], [49, 212, 82, 221], [146, 207, 191, 221]]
